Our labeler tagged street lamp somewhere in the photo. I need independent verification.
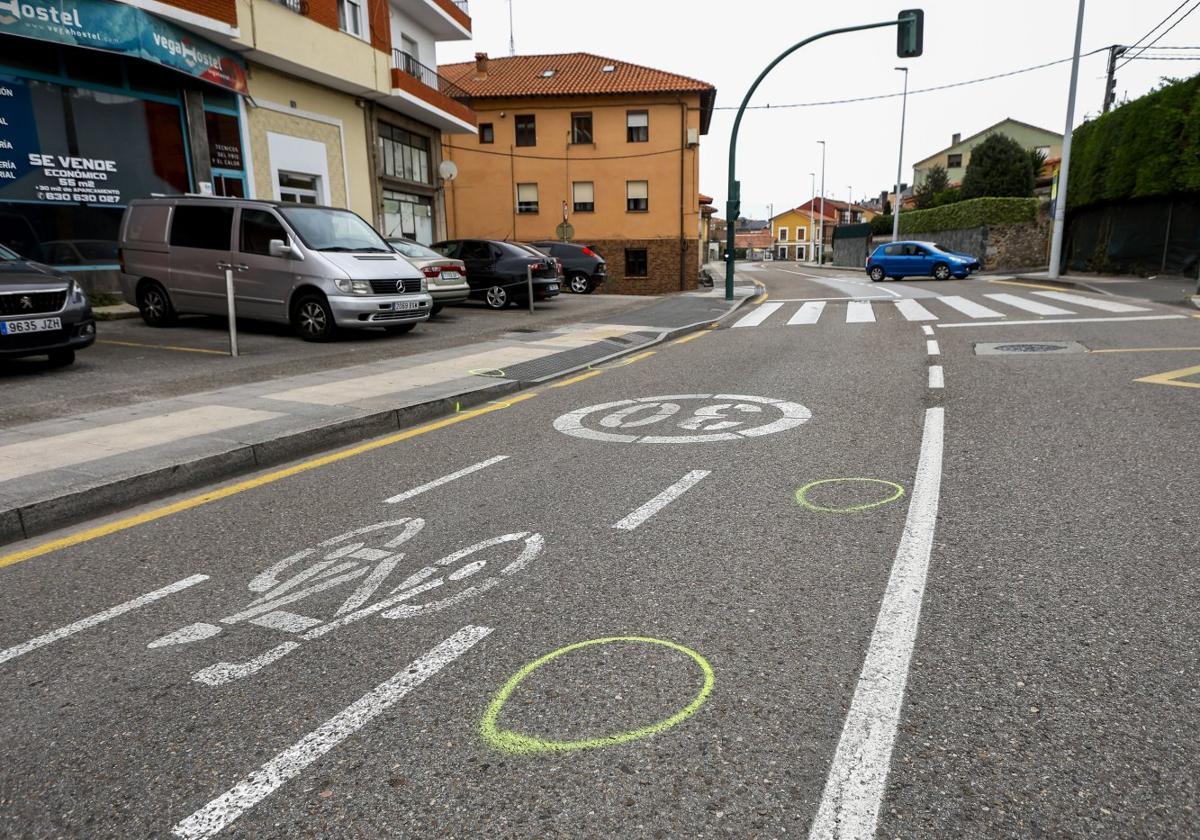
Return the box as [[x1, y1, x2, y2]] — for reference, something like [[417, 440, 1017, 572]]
[[1049, 0, 1086, 278], [818, 140, 826, 265], [892, 66, 909, 241], [809, 172, 816, 262]]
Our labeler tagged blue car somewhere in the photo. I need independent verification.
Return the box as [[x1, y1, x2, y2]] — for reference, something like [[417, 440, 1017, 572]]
[[865, 241, 980, 282]]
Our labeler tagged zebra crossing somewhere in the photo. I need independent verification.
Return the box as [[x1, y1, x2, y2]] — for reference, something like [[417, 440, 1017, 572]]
[[731, 289, 1154, 329]]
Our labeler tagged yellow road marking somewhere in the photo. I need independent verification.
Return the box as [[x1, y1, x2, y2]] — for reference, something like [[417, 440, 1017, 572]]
[[1092, 347, 1200, 354], [98, 339, 228, 356], [1192, 313, 1200, 319], [610, 350, 656, 367], [670, 330, 710, 346], [0, 392, 539, 570], [754, 291, 769, 304], [1134, 364, 1200, 390], [986, 278, 1074, 292], [550, 370, 604, 388]]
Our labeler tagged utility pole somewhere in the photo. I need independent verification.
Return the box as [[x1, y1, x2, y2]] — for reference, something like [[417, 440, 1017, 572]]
[[818, 140, 826, 265], [1048, 0, 1085, 279], [892, 66, 909, 240], [507, 0, 515, 56], [1102, 44, 1126, 113]]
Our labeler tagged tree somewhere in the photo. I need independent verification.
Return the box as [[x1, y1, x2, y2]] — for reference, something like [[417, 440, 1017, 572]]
[[912, 165, 950, 209], [960, 133, 1035, 199], [1028, 147, 1047, 180]]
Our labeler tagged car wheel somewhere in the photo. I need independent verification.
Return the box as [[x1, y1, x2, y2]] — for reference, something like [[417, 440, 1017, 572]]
[[869, 266, 886, 282], [485, 285, 509, 310], [933, 263, 952, 281], [384, 323, 416, 335], [47, 349, 75, 367], [137, 281, 176, 327], [568, 273, 592, 294], [292, 293, 337, 342]]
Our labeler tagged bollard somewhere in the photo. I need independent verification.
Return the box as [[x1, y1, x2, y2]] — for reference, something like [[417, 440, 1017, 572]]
[[526, 264, 535, 314], [225, 267, 239, 357]]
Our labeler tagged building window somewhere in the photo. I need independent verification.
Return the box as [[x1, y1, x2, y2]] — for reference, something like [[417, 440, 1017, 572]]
[[776, 246, 787, 260], [626, 180, 648, 212], [479, 123, 494, 144], [381, 189, 434, 244], [1035, 145, 1050, 156], [947, 153, 963, 168], [516, 183, 539, 214], [379, 123, 431, 184], [778, 227, 789, 242], [337, 0, 364, 38], [797, 227, 806, 241], [571, 112, 593, 144], [625, 248, 648, 277], [278, 172, 321, 204], [797, 244, 806, 260], [515, 115, 536, 147], [626, 110, 648, 142], [573, 181, 594, 212]]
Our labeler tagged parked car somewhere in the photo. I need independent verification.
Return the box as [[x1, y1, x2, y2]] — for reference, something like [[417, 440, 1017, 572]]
[[865, 241, 980, 282], [0, 242, 95, 366], [386, 238, 469, 315], [531, 241, 607, 294], [119, 197, 431, 342], [431, 239, 560, 309]]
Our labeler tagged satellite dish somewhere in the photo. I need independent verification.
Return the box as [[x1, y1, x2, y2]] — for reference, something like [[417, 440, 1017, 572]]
[[438, 160, 458, 181]]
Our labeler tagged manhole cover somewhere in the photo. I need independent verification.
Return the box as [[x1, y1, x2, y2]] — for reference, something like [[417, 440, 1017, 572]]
[[975, 341, 1087, 356]]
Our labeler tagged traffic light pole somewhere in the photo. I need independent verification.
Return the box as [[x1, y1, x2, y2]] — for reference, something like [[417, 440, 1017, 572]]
[[724, 16, 916, 300]]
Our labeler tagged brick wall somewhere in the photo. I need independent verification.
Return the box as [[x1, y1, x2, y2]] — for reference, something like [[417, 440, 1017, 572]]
[[303, 0, 339, 33], [368, 0, 391, 54], [161, 0, 237, 25], [591, 238, 700, 295]]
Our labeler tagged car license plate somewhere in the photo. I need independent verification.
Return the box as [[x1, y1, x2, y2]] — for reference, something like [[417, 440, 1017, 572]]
[[440, 271, 462, 281], [391, 300, 419, 311], [1, 317, 61, 335], [546, 284, 558, 292]]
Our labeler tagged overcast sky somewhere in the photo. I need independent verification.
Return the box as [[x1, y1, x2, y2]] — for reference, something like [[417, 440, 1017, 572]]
[[438, 0, 1200, 220]]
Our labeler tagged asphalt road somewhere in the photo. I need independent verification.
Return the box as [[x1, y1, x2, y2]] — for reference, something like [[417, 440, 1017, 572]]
[[0, 263, 1197, 838]]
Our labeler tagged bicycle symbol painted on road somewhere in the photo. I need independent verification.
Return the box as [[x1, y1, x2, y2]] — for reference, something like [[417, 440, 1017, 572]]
[[147, 518, 543, 686], [553, 394, 811, 443]]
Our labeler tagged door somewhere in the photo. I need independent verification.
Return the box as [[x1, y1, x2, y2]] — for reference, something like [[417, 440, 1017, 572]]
[[168, 203, 235, 314], [908, 243, 934, 275], [234, 207, 295, 322], [457, 241, 495, 291]]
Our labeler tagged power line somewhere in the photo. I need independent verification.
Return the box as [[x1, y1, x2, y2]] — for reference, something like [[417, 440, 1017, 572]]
[[1123, 0, 1192, 53], [712, 48, 1109, 112], [1118, 0, 1200, 69]]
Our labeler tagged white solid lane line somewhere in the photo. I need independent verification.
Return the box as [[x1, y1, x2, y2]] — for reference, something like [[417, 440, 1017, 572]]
[[921, 325, 935, 336], [928, 365, 944, 389], [938, 314, 1186, 328], [893, 299, 938, 321], [385, 455, 509, 504], [926, 339, 940, 356], [614, 470, 711, 530], [787, 301, 827, 325], [845, 301, 876, 323], [807, 407, 945, 840], [1031, 290, 1150, 313], [937, 295, 1005, 319], [732, 301, 785, 328], [0, 575, 209, 666], [983, 292, 1074, 316], [171, 625, 493, 840]]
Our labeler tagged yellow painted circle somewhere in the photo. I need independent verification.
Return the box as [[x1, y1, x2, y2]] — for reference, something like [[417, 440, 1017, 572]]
[[480, 636, 714, 754], [795, 478, 905, 513]]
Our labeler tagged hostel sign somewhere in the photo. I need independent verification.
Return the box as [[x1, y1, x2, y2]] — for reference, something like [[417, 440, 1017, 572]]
[[0, 0, 248, 94]]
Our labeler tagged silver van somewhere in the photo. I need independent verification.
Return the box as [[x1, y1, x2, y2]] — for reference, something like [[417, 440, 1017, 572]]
[[118, 197, 432, 341]]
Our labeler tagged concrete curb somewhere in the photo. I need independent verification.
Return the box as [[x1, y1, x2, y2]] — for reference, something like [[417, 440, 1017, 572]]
[[1011, 274, 1115, 296], [2, 291, 758, 546]]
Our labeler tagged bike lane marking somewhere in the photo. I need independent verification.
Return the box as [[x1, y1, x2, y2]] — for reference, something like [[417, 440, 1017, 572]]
[[807, 407, 945, 840], [0, 574, 209, 666], [384, 455, 509, 504], [613, 470, 711, 531], [171, 624, 493, 840]]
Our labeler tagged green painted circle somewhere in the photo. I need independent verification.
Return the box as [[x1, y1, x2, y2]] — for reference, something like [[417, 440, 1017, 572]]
[[480, 636, 714, 754], [795, 478, 905, 513]]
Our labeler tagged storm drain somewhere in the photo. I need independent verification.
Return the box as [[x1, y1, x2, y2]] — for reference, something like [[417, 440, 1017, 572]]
[[974, 341, 1088, 356]]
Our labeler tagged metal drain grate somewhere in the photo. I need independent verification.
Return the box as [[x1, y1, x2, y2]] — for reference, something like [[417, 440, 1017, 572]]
[[974, 341, 1087, 356]]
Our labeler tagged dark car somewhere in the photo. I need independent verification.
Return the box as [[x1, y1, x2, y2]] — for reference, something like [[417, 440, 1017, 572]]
[[432, 239, 560, 309], [0, 243, 95, 366], [531, 241, 607, 294], [865, 240, 980, 282]]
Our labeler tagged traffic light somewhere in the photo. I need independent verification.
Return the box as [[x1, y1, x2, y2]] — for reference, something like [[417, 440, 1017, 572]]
[[897, 9, 924, 58]]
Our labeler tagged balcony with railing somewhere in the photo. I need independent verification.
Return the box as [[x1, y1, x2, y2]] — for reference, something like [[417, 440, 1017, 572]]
[[404, 0, 471, 38], [389, 49, 475, 130]]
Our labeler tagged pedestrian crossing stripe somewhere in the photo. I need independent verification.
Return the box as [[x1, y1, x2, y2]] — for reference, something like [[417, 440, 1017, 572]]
[[729, 293, 1153, 328]]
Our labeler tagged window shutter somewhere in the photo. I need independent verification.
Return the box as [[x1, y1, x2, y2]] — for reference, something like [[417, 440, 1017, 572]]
[[517, 183, 538, 202], [627, 112, 648, 128], [627, 180, 648, 200], [573, 182, 594, 203]]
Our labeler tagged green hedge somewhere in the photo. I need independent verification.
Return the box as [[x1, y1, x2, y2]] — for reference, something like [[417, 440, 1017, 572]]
[[896, 196, 1037, 234], [1068, 74, 1200, 209]]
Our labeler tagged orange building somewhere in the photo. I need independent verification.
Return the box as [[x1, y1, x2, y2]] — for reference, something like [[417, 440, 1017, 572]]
[[440, 53, 716, 294]]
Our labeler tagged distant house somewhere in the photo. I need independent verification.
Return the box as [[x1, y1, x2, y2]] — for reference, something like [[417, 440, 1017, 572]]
[[769, 206, 825, 261], [794, 198, 872, 260], [734, 230, 772, 259], [912, 118, 1062, 188]]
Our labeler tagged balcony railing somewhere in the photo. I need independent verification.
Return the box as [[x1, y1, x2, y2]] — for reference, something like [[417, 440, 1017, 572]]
[[391, 49, 471, 104]]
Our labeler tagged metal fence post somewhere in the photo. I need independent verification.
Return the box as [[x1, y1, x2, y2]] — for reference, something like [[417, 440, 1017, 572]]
[[225, 267, 239, 357], [526, 264, 535, 314]]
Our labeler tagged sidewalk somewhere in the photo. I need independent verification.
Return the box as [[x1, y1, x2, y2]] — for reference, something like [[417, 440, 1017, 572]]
[[1009, 271, 1200, 308], [0, 282, 758, 544]]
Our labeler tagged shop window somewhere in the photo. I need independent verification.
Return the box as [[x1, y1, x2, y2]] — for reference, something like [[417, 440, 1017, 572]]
[[626, 180, 648, 212], [516, 183, 539, 214], [126, 60, 179, 98], [279, 172, 321, 204], [515, 115, 536, 147], [63, 50, 123, 88], [379, 123, 431, 184], [169, 206, 233, 250], [0, 33, 59, 75], [205, 90, 239, 111], [624, 248, 648, 277], [572, 181, 594, 213], [381, 189, 434, 244], [240, 209, 288, 255], [205, 112, 244, 171], [214, 176, 245, 197]]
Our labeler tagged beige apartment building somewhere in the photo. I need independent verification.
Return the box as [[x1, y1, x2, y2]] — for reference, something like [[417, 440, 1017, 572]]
[[439, 52, 716, 294]]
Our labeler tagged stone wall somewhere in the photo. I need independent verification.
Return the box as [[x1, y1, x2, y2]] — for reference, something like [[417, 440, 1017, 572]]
[[863, 219, 1049, 271], [590, 238, 700, 295]]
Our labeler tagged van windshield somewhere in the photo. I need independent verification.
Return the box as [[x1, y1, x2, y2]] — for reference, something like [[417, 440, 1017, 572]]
[[278, 207, 391, 253]]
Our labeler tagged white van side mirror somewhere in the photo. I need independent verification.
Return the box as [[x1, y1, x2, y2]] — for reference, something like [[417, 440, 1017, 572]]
[[269, 238, 298, 259]]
